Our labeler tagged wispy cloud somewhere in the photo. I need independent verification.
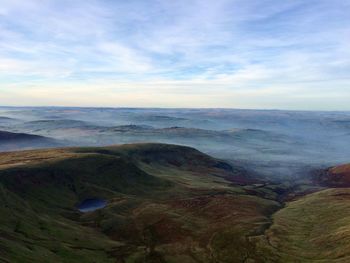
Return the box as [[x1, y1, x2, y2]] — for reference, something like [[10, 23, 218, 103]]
[[0, 0, 349, 109]]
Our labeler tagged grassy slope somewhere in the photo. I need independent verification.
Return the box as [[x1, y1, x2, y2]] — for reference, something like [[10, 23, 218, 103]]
[[0, 143, 283, 262], [0, 179, 121, 263], [315, 163, 350, 187], [256, 188, 350, 262], [1, 143, 349, 262], [0, 146, 170, 262]]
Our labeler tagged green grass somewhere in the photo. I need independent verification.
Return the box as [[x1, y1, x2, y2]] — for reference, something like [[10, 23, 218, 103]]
[[0, 146, 175, 262], [256, 188, 350, 262], [0, 183, 121, 263], [0, 143, 346, 262]]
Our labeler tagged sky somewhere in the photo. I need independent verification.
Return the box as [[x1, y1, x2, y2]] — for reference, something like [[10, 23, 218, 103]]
[[0, 0, 349, 110]]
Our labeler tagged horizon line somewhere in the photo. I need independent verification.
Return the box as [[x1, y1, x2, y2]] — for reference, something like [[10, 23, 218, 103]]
[[0, 105, 349, 113]]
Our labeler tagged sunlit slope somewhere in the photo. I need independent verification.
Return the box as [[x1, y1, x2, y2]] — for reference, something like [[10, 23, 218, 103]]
[[315, 163, 350, 187], [0, 147, 171, 263], [257, 188, 350, 262], [5, 144, 349, 262], [0, 143, 281, 262]]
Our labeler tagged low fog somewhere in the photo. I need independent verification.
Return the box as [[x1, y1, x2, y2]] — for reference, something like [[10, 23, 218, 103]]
[[1, 107, 349, 180]]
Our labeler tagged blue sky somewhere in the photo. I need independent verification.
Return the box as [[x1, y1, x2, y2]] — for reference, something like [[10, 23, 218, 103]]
[[0, 0, 349, 109]]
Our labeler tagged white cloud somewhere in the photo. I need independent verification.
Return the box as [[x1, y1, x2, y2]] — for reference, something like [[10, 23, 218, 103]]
[[0, 0, 349, 109]]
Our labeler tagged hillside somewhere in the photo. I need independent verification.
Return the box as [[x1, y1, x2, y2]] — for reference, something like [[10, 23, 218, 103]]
[[1, 143, 350, 262], [76, 143, 252, 184], [314, 163, 350, 187], [0, 130, 47, 141], [250, 163, 350, 262], [0, 143, 282, 263], [0, 130, 59, 151], [256, 188, 350, 262], [0, 116, 17, 123]]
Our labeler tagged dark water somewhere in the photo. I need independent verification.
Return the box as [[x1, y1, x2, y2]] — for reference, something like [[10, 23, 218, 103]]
[[77, 198, 107, 212]]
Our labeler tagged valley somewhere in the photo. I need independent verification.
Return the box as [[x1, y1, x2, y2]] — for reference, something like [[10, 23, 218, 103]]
[[0, 143, 348, 262], [1, 0, 349, 261], [0, 108, 349, 262]]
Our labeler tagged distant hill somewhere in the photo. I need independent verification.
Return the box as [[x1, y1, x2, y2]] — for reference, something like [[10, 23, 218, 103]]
[[102, 125, 292, 146], [77, 143, 253, 184], [0, 116, 18, 124], [0, 130, 46, 141], [19, 119, 92, 129], [0, 116, 16, 121], [0, 130, 59, 151], [315, 163, 350, 187]]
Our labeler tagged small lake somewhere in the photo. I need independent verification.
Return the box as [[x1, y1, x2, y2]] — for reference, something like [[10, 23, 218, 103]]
[[77, 198, 107, 212]]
